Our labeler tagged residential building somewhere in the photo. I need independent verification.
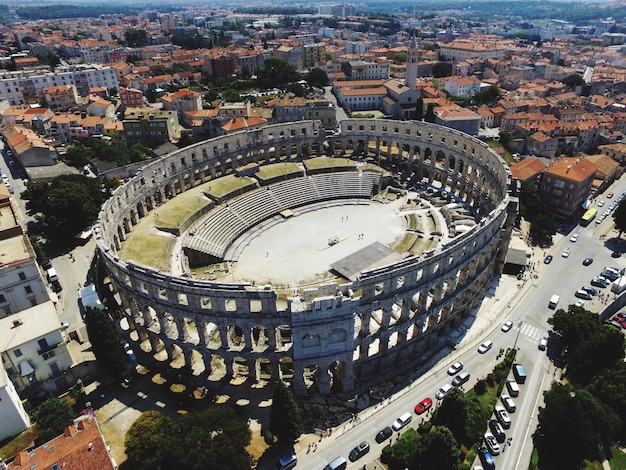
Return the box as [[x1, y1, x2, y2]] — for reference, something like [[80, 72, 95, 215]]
[[6, 416, 116, 470], [342, 59, 390, 81], [160, 88, 202, 114], [119, 87, 144, 108], [42, 85, 80, 112], [435, 76, 481, 99], [527, 131, 558, 158], [598, 142, 626, 165], [0, 367, 30, 442], [273, 45, 304, 71], [381, 79, 419, 119], [434, 105, 481, 136], [540, 156, 597, 219], [304, 43, 326, 68], [439, 40, 507, 61], [122, 108, 180, 146], [509, 157, 548, 183]]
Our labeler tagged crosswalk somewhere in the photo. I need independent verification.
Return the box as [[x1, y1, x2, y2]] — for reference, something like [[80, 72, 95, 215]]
[[519, 323, 543, 342]]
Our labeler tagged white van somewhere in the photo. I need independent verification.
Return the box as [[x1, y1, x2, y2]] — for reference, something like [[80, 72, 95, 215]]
[[548, 294, 560, 309], [323, 456, 347, 470], [46, 267, 58, 283], [506, 378, 520, 397], [392, 412, 412, 431]]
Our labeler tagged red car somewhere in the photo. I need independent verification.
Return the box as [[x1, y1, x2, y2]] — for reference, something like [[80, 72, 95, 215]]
[[608, 192, 614, 198], [414, 397, 433, 414]]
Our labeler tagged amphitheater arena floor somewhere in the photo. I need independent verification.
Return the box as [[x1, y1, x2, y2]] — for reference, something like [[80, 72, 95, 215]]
[[226, 198, 407, 286]]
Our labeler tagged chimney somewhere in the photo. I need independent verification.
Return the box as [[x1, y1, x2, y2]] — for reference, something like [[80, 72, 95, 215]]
[[13, 452, 29, 466], [88, 442, 94, 451], [64, 425, 78, 438], [12, 319, 22, 328]]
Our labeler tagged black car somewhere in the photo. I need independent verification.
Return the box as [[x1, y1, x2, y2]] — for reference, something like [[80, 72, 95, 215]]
[[591, 277, 609, 288], [544, 255, 553, 264], [612, 252, 622, 258], [375, 426, 393, 443], [601, 270, 619, 281], [349, 442, 370, 462], [489, 419, 506, 443], [42, 259, 52, 270], [583, 257, 594, 266]]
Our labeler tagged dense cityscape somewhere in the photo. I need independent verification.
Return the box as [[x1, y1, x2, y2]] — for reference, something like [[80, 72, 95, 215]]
[[2, 1, 626, 469]]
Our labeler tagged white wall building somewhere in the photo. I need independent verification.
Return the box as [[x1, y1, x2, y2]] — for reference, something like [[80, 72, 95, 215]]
[[0, 367, 31, 442]]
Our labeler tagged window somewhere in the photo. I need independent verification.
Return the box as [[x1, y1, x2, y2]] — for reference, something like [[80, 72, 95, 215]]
[[25, 286, 33, 294], [14, 348, 22, 357], [18, 272, 26, 281], [0, 294, 5, 303]]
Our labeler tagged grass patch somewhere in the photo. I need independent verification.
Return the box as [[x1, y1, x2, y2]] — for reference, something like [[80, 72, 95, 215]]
[[394, 233, 417, 253], [154, 191, 211, 230], [304, 156, 356, 170], [609, 446, 626, 469], [582, 461, 605, 470], [407, 213, 418, 230], [205, 174, 256, 198], [528, 447, 539, 470], [0, 427, 39, 460], [118, 231, 172, 271], [256, 162, 302, 180]]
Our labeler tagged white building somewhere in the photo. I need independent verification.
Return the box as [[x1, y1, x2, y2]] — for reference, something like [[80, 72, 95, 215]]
[[0, 64, 119, 105], [0, 301, 73, 395], [0, 191, 49, 317], [0, 367, 30, 442]]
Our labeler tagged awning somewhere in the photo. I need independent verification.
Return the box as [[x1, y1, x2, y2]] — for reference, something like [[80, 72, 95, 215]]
[[19, 360, 35, 376]]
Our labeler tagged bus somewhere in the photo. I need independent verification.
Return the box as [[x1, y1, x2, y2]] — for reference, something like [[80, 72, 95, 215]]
[[580, 208, 597, 226]]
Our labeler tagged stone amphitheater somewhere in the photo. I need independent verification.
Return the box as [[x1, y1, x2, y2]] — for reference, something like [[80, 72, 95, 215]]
[[95, 119, 517, 396]]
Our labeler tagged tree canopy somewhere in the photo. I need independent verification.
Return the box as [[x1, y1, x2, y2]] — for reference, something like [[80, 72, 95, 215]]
[[125, 411, 176, 470], [124, 408, 252, 470], [256, 57, 300, 88], [613, 199, 626, 237], [124, 28, 149, 47], [307, 67, 329, 88], [32, 397, 75, 442], [432, 62, 452, 78], [269, 380, 303, 443], [562, 73, 584, 89], [84, 306, 127, 377], [21, 174, 104, 241]]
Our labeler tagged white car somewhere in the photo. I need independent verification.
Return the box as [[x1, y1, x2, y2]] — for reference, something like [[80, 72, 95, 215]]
[[435, 383, 453, 400], [501, 393, 516, 413], [598, 200, 605, 207], [484, 431, 501, 456], [495, 405, 511, 428], [447, 362, 464, 375], [478, 340, 493, 354], [539, 337, 548, 350], [575, 300, 585, 307], [562, 248, 570, 258], [570, 233, 579, 242], [501, 321, 513, 332]]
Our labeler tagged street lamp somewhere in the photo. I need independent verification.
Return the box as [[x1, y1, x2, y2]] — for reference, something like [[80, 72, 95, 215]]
[[513, 320, 524, 351]]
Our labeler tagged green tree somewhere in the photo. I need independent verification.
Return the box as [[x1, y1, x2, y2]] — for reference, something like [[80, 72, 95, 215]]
[[563, 73, 584, 88], [537, 383, 619, 469], [414, 426, 460, 470], [424, 103, 436, 123], [84, 306, 127, 377], [269, 380, 303, 443], [222, 88, 241, 102], [392, 52, 407, 63], [307, 67, 329, 88], [286, 82, 305, 97], [390, 428, 421, 469], [529, 214, 557, 246], [432, 62, 452, 78], [549, 306, 625, 385], [519, 181, 543, 222], [613, 199, 626, 237], [32, 397, 75, 442], [125, 411, 175, 470], [433, 387, 467, 442], [64, 144, 92, 167], [256, 57, 300, 87], [124, 28, 149, 47], [587, 361, 626, 437], [166, 407, 252, 470], [20, 174, 104, 241]]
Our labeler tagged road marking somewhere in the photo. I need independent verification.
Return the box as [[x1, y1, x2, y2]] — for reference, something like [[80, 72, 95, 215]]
[[520, 324, 540, 341]]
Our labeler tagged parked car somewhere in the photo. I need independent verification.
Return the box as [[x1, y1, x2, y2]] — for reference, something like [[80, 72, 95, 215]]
[[570, 233, 579, 242], [478, 447, 496, 470], [447, 362, 464, 375], [348, 442, 370, 462], [583, 257, 594, 266], [575, 289, 592, 300], [436, 383, 453, 400], [375, 426, 393, 443], [544, 255, 553, 264], [414, 397, 433, 415], [581, 285, 598, 296], [478, 340, 493, 354], [495, 405, 511, 428], [392, 412, 412, 431], [539, 337, 548, 351], [452, 371, 470, 387], [501, 321, 513, 332], [591, 276, 608, 288], [501, 393, 516, 413], [489, 419, 506, 443], [484, 432, 501, 456], [562, 248, 570, 258]]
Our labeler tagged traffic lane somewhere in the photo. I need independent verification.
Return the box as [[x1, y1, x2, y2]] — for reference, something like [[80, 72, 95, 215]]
[[297, 340, 515, 469]]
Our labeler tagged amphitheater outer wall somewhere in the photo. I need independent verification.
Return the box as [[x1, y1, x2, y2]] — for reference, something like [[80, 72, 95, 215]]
[[95, 119, 516, 396]]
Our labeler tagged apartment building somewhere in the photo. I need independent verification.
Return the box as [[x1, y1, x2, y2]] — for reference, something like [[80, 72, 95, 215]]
[[119, 87, 144, 108], [342, 59, 390, 81], [540, 156, 597, 219], [122, 108, 180, 146], [42, 84, 80, 112]]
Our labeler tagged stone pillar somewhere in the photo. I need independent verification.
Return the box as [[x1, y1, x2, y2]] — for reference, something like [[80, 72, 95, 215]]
[[293, 363, 307, 396], [317, 366, 331, 396]]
